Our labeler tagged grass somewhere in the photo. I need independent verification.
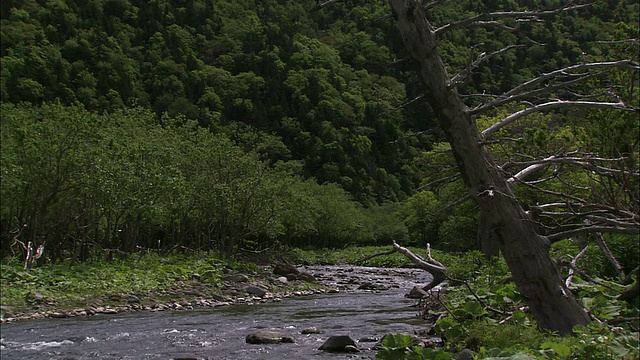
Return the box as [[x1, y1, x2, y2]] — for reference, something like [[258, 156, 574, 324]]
[[0, 245, 421, 312], [0, 252, 244, 311]]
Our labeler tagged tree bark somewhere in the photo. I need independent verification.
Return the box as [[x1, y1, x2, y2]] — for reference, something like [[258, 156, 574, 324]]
[[388, 0, 590, 335]]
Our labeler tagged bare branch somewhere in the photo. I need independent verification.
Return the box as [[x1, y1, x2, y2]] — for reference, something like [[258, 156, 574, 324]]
[[566, 245, 589, 287], [434, 4, 591, 34], [592, 232, 626, 281], [548, 226, 640, 242], [482, 100, 636, 138], [422, 0, 447, 12], [417, 173, 460, 190], [506, 155, 556, 185], [502, 155, 639, 176], [474, 60, 639, 113], [451, 45, 525, 86], [390, 94, 424, 112], [393, 240, 447, 291], [311, 0, 346, 12], [436, 195, 473, 213], [355, 248, 397, 264], [596, 39, 640, 47], [389, 127, 440, 144]]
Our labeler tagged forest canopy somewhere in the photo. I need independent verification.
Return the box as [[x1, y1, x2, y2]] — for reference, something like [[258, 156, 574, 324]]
[[1, 0, 638, 266]]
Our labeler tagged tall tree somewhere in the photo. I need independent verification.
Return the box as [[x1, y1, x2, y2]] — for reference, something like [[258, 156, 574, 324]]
[[387, 0, 638, 335]]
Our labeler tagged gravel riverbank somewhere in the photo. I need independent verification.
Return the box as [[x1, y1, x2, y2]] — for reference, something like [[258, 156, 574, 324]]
[[0, 265, 338, 323]]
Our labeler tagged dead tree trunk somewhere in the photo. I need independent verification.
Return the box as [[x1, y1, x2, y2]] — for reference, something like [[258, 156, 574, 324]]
[[388, 0, 590, 335]]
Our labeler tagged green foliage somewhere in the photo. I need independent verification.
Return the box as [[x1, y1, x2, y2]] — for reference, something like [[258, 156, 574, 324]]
[[0, 0, 419, 204], [1, 103, 413, 261], [375, 251, 639, 360], [293, 246, 424, 267], [0, 252, 232, 307], [376, 333, 453, 360]]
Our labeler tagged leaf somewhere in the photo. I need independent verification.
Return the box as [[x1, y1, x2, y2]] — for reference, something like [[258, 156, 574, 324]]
[[511, 310, 529, 325], [375, 348, 408, 360], [541, 341, 571, 357], [381, 333, 416, 348], [484, 353, 537, 360], [463, 301, 488, 318]]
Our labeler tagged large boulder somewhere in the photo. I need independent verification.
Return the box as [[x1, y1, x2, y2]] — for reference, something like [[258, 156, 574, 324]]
[[273, 263, 299, 277], [318, 335, 359, 352], [246, 330, 294, 344]]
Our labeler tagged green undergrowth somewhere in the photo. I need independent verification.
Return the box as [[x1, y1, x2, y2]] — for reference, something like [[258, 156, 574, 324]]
[[0, 252, 260, 311], [372, 248, 639, 360], [293, 245, 427, 267]]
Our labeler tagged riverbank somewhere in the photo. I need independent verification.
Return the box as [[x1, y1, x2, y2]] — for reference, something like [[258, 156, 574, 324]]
[[1, 264, 340, 323], [0, 247, 430, 324]]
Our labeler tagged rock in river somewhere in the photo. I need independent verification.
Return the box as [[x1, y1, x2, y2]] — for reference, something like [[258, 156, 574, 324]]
[[318, 335, 359, 352], [301, 326, 321, 334], [246, 330, 294, 344]]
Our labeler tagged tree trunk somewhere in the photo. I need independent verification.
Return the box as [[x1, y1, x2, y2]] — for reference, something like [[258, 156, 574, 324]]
[[388, 0, 590, 335], [478, 211, 500, 258]]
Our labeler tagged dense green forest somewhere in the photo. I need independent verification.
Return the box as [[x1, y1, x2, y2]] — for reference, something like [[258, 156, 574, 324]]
[[1, 0, 638, 266]]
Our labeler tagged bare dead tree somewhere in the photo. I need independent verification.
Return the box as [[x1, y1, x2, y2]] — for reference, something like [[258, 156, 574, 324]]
[[383, 0, 640, 335]]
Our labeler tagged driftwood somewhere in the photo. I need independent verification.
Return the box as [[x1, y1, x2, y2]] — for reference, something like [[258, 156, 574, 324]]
[[356, 241, 447, 292]]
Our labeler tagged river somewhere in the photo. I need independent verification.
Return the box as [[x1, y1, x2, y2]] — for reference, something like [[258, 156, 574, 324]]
[[0, 266, 433, 359]]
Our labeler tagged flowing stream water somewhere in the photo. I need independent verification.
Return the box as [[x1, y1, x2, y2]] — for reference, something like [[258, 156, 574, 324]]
[[0, 266, 433, 359]]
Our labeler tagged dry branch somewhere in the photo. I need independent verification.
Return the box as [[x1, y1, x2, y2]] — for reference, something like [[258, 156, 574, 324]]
[[593, 230, 627, 282], [482, 100, 636, 138], [565, 245, 589, 287], [472, 60, 639, 114], [451, 45, 525, 86], [354, 241, 447, 292], [392, 241, 447, 291], [434, 4, 591, 34]]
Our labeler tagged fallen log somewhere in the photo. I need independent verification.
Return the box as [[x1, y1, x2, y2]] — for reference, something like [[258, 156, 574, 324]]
[[356, 241, 447, 292]]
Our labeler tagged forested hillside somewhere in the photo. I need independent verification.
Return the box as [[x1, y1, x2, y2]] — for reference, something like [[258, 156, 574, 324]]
[[1, 0, 638, 263]]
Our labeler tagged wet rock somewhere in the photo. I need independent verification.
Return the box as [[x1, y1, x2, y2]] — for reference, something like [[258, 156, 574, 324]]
[[358, 336, 379, 342], [102, 307, 119, 314], [246, 330, 294, 344], [211, 294, 232, 302], [183, 289, 203, 296], [285, 273, 298, 281], [273, 263, 299, 277], [344, 345, 359, 352], [109, 294, 126, 302], [223, 274, 249, 282], [297, 272, 316, 282], [48, 311, 69, 318], [318, 335, 359, 352], [301, 326, 321, 334], [358, 282, 388, 291], [245, 286, 267, 298]]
